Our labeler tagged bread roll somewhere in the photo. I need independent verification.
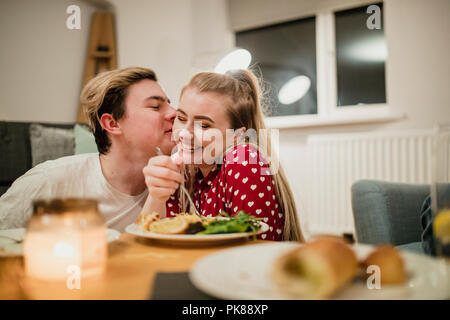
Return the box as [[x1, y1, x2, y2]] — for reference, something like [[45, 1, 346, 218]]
[[272, 238, 358, 299], [362, 245, 406, 285]]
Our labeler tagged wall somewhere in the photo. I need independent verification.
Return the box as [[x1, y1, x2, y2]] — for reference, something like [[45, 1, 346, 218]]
[[0, 0, 100, 123], [109, 0, 234, 104], [108, 0, 192, 103]]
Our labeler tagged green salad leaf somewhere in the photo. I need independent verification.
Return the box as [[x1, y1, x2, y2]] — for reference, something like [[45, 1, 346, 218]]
[[196, 210, 262, 237]]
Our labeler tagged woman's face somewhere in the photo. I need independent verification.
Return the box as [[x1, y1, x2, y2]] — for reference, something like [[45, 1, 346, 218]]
[[173, 88, 233, 167]]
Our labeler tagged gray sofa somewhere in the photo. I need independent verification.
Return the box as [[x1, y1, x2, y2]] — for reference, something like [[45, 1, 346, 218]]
[[351, 180, 430, 254], [0, 121, 95, 196]]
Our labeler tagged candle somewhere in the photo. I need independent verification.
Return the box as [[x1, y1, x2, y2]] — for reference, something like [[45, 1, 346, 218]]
[[23, 199, 107, 281]]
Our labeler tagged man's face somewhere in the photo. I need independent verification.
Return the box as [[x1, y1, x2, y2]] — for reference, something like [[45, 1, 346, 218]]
[[117, 79, 176, 157]]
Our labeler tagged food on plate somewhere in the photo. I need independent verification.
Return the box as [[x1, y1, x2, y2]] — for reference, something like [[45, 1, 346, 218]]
[[362, 244, 406, 285], [197, 211, 262, 235], [271, 238, 358, 299], [149, 215, 189, 234], [135, 210, 263, 236], [135, 212, 161, 231]]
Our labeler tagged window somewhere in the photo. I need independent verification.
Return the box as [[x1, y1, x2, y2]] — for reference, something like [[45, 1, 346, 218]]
[[335, 3, 386, 106], [234, 2, 392, 127], [236, 17, 317, 117]]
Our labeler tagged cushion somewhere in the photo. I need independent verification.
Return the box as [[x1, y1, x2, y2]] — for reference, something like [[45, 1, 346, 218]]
[[74, 124, 97, 154], [29, 124, 75, 167], [396, 241, 424, 255], [0, 121, 32, 183], [351, 180, 428, 245]]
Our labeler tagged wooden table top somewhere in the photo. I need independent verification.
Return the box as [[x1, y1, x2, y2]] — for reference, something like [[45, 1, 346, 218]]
[[0, 233, 267, 300]]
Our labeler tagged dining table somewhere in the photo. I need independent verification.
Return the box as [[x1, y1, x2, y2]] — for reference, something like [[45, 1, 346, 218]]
[[0, 232, 266, 300]]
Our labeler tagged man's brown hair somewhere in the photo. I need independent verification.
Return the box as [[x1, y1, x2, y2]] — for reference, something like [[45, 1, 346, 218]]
[[80, 67, 158, 154]]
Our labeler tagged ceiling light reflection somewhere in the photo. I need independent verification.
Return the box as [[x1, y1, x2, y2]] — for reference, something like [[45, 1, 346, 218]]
[[278, 75, 311, 105], [214, 49, 252, 74]]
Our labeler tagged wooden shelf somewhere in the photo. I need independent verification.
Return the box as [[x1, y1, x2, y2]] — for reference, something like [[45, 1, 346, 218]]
[[90, 51, 113, 58], [77, 11, 117, 123]]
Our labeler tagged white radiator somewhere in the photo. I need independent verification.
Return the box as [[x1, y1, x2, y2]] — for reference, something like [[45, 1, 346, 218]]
[[302, 130, 439, 236]]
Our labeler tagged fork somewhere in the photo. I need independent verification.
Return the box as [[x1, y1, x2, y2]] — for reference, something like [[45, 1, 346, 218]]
[[154, 147, 204, 220]]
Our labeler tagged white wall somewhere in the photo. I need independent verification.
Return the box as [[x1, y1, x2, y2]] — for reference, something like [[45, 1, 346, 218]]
[[0, 0, 99, 123], [108, 0, 193, 104], [109, 0, 234, 104]]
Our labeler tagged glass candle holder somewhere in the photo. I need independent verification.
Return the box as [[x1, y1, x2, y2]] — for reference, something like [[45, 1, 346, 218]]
[[23, 198, 107, 281], [431, 124, 450, 257]]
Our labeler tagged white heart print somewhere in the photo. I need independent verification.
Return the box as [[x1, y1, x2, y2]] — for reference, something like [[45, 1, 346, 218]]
[[248, 201, 254, 207], [261, 234, 267, 239], [265, 201, 270, 206], [251, 168, 257, 174], [260, 177, 265, 182], [207, 198, 212, 204], [241, 194, 247, 200], [250, 185, 257, 190], [258, 193, 264, 198], [255, 209, 262, 214], [242, 161, 248, 166], [234, 172, 240, 179], [168, 203, 173, 207], [234, 189, 239, 196], [242, 177, 248, 184]]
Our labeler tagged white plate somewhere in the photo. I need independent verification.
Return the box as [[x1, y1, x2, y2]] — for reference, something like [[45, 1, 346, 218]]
[[189, 242, 450, 300], [0, 228, 121, 257], [125, 221, 269, 246]]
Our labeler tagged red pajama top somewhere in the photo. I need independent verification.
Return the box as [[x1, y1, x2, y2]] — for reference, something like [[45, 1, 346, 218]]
[[166, 144, 284, 241]]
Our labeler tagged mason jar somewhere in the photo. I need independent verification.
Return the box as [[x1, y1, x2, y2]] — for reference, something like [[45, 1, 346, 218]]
[[23, 198, 107, 281]]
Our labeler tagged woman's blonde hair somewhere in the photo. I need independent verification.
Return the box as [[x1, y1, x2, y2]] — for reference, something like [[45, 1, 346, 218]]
[[80, 67, 157, 154], [179, 69, 304, 242]]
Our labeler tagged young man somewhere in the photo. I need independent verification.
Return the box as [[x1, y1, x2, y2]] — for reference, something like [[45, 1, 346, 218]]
[[0, 67, 176, 231]]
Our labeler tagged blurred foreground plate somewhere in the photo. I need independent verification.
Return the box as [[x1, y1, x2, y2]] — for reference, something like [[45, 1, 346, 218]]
[[189, 242, 450, 300]]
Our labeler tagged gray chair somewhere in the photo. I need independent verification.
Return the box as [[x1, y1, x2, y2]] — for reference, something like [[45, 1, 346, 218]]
[[351, 180, 430, 254]]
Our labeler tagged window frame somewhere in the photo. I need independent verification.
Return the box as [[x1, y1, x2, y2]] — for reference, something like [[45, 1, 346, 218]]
[[263, 2, 404, 129]]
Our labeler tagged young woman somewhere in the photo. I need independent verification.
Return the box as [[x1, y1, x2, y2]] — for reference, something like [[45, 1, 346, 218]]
[[142, 69, 303, 241]]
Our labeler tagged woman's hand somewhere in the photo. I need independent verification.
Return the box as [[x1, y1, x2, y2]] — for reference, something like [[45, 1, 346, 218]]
[[143, 155, 184, 202]]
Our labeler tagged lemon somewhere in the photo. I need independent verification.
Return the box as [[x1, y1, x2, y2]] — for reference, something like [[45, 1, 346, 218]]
[[149, 217, 188, 234], [433, 209, 450, 240]]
